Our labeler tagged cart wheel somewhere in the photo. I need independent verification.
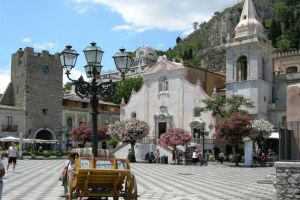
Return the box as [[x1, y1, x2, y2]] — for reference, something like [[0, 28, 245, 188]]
[[124, 174, 137, 200]]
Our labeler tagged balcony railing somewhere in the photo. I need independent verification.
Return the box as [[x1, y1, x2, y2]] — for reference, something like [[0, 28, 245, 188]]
[[191, 138, 215, 144], [1, 125, 18, 132]]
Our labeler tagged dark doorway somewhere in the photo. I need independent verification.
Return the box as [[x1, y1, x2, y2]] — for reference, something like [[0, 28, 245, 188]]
[[158, 122, 167, 137], [36, 130, 53, 150], [193, 128, 200, 138]]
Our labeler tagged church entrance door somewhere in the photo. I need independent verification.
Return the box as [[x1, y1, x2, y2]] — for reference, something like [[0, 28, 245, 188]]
[[158, 122, 167, 137]]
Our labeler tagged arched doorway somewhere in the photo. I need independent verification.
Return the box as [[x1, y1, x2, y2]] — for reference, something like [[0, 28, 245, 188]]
[[35, 129, 55, 150]]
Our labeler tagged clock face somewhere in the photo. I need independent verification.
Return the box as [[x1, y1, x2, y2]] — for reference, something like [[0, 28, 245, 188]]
[[40, 64, 51, 74]]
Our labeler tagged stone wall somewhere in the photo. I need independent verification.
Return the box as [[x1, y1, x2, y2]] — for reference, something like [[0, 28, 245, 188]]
[[275, 162, 300, 199]]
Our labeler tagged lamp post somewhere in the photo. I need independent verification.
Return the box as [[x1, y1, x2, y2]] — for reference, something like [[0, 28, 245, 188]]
[[60, 42, 131, 157], [199, 121, 207, 159]]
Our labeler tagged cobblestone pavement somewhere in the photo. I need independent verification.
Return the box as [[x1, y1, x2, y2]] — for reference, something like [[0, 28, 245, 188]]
[[1, 159, 275, 200]]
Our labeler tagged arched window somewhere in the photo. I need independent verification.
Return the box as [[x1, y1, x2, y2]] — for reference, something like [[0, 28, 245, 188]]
[[194, 107, 201, 117], [131, 112, 137, 119], [159, 77, 168, 92], [237, 56, 248, 81], [286, 66, 298, 74]]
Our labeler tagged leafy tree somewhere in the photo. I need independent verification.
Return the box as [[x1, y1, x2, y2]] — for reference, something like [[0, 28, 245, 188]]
[[106, 76, 143, 104], [159, 128, 192, 163], [276, 36, 293, 51], [199, 95, 254, 118], [214, 112, 253, 166], [176, 37, 182, 44], [64, 82, 72, 91], [250, 119, 274, 149], [109, 119, 149, 162], [193, 22, 199, 31]]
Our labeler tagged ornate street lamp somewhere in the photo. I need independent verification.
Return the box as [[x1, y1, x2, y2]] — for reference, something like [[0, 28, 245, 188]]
[[199, 121, 208, 159], [60, 42, 131, 157]]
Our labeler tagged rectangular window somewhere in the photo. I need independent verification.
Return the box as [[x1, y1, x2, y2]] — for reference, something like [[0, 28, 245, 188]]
[[7, 116, 12, 126], [42, 109, 48, 115]]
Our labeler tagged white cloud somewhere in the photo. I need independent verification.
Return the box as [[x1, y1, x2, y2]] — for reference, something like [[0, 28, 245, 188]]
[[112, 24, 133, 31], [33, 42, 59, 52], [63, 68, 87, 85], [71, 0, 241, 34], [22, 38, 32, 43], [21, 38, 59, 52], [0, 68, 10, 94]]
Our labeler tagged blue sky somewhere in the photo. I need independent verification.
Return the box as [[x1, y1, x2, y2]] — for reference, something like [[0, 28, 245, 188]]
[[0, 0, 240, 93]]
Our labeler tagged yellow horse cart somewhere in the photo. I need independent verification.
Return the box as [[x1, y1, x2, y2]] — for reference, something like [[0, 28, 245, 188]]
[[66, 157, 137, 200]]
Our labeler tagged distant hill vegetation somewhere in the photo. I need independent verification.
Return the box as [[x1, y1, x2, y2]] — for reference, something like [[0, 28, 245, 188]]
[[159, 0, 300, 71]]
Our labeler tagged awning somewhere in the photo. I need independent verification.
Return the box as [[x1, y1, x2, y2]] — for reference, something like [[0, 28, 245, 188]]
[[268, 132, 279, 139], [1, 136, 19, 142]]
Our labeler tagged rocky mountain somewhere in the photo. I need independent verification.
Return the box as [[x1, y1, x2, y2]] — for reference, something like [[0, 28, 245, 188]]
[[166, 0, 300, 72]]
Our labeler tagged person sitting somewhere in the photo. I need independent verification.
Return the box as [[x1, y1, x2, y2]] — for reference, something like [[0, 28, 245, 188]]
[[259, 153, 267, 166], [149, 152, 155, 163], [267, 149, 273, 158], [144, 152, 150, 163]]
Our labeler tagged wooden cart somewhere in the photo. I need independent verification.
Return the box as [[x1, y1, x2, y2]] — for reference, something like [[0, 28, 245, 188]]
[[66, 157, 137, 200]]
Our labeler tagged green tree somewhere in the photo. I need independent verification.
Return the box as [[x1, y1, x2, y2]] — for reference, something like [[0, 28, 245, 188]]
[[106, 76, 143, 104], [199, 95, 254, 119], [64, 82, 72, 91]]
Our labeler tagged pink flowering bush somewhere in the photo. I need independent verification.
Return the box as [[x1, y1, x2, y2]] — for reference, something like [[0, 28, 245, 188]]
[[109, 119, 149, 162], [159, 128, 192, 163], [109, 119, 149, 143], [71, 123, 111, 146], [159, 128, 192, 148]]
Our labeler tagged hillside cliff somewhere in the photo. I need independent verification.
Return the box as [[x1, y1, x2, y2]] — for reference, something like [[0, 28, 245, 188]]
[[165, 0, 300, 72]]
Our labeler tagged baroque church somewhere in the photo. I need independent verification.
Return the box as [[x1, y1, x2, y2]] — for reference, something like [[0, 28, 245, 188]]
[[116, 0, 300, 161]]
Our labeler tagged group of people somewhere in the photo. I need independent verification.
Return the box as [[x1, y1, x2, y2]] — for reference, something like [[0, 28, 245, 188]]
[[253, 148, 275, 166], [145, 149, 160, 163], [191, 150, 205, 165]]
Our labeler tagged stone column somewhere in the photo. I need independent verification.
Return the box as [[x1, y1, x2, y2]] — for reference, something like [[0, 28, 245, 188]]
[[243, 137, 253, 167], [275, 162, 300, 199]]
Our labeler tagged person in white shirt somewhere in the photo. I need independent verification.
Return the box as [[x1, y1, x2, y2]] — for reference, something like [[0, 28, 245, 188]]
[[0, 161, 5, 199], [7, 142, 18, 172], [192, 150, 199, 166]]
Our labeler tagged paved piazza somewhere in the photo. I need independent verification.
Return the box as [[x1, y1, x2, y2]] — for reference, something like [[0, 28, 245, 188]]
[[2, 159, 275, 200]]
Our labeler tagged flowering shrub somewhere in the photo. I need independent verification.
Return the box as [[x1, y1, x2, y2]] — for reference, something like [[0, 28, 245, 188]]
[[214, 112, 253, 144], [249, 119, 273, 148], [71, 123, 111, 143], [108, 119, 149, 143], [158, 128, 192, 148], [250, 119, 273, 139], [109, 119, 149, 162]]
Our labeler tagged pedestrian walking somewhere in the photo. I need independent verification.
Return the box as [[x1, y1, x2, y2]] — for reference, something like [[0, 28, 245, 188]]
[[60, 153, 76, 200], [7, 142, 18, 172], [155, 149, 160, 163], [0, 160, 5, 199], [218, 152, 224, 164], [192, 150, 199, 166]]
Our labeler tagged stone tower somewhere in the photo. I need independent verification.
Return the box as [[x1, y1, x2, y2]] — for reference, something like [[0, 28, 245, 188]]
[[11, 47, 63, 140], [225, 0, 274, 119]]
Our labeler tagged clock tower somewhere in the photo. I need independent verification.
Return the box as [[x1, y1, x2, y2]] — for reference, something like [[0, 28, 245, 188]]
[[225, 0, 274, 119], [11, 47, 63, 139]]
